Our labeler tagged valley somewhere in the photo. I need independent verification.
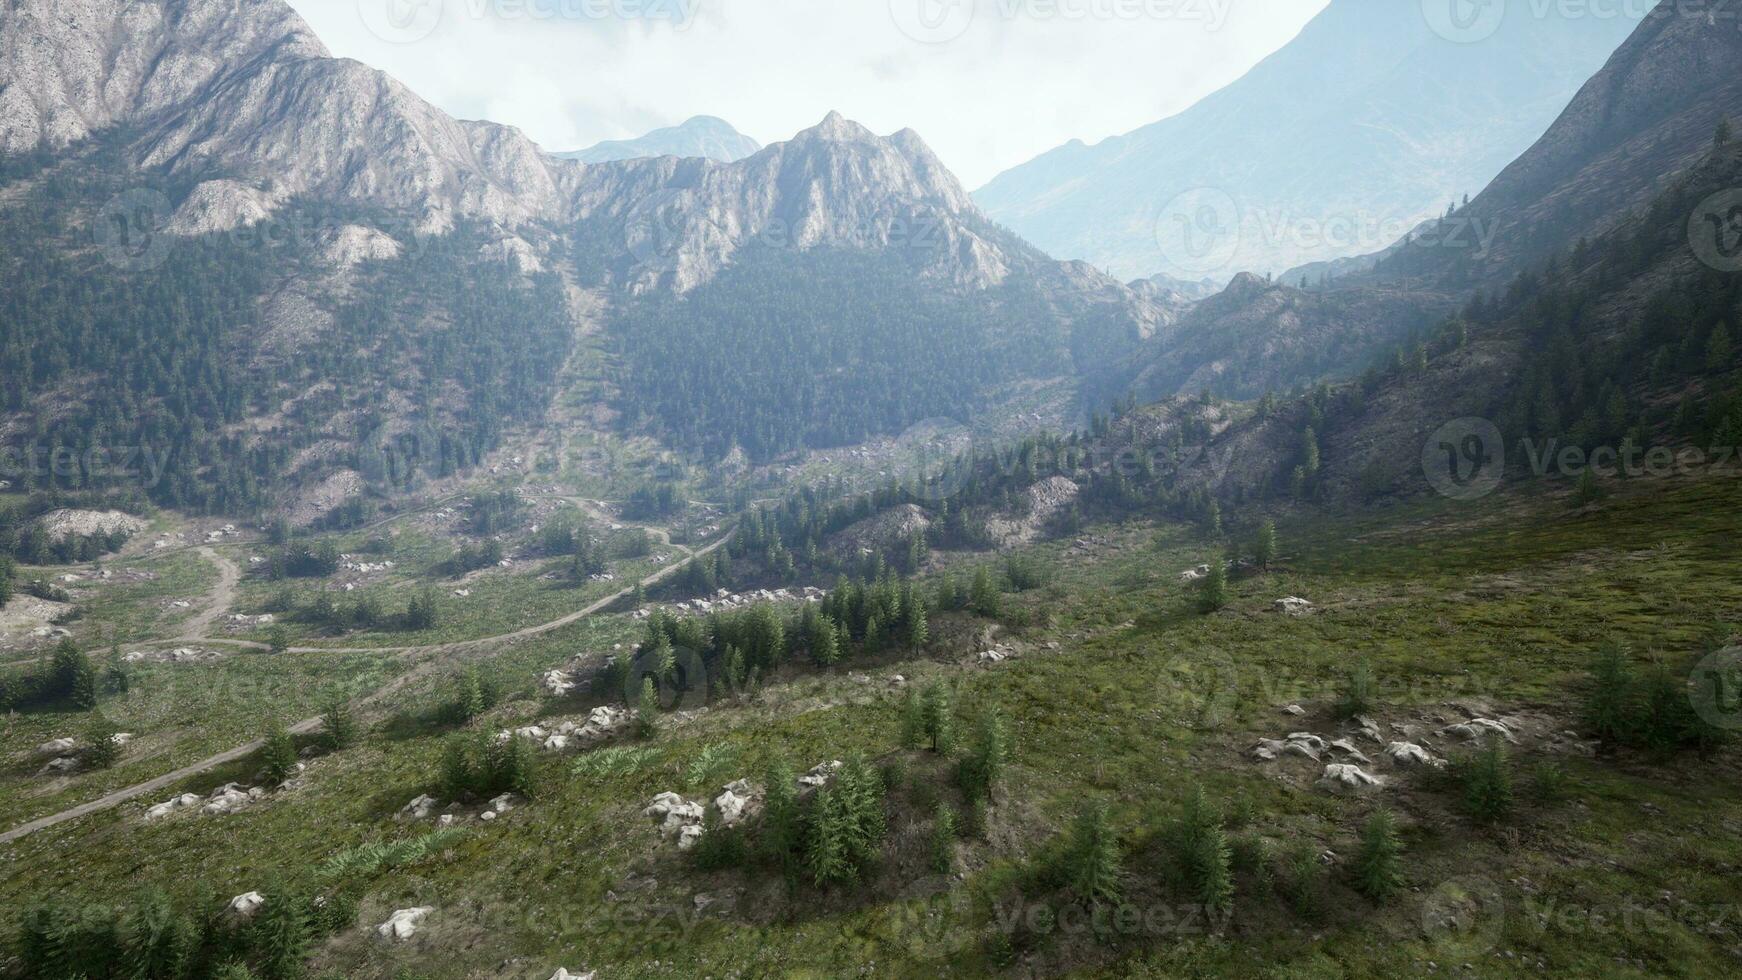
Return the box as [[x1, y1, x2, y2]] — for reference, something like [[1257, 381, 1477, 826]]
[[2, 1, 1740, 978]]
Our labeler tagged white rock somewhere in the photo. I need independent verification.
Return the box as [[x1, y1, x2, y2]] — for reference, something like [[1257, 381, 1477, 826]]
[[488, 793, 517, 814], [548, 970, 595, 980], [1316, 764, 1384, 795], [36, 737, 78, 757], [676, 824, 705, 851], [228, 892, 265, 918], [713, 790, 751, 827], [1327, 738, 1373, 765], [1274, 597, 1315, 616], [40, 757, 79, 775], [543, 734, 571, 752], [543, 670, 576, 697], [401, 794, 439, 819], [798, 760, 843, 789], [1441, 718, 1515, 743], [1281, 704, 1306, 716], [480, 811, 497, 822], [1385, 742, 1437, 767], [376, 907, 434, 942]]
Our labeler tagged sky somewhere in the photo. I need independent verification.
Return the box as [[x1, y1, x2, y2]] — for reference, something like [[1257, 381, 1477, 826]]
[[289, 0, 1328, 188]]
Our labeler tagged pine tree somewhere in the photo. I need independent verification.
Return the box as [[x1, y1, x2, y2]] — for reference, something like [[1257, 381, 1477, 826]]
[[260, 719, 298, 786], [761, 757, 802, 875], [635, 676, 660, 739], [900, 688, 926, 749], [805, 783, 854, 887], [1065, 800, 1122, 907], [958, 705, 1009, 804], [1706, 323, 1733, 372], [1352, 808, 1404, 902], [248, 882, 309, 980], [82, 718, 123, 770], [1586, 642, 1635, 746], [930, 803, 958, 874], [1175, 786, 1233, 916], [439, 734, 475, 799], [457, 665, 487, 723], [489, 733, 538, 798], [120, 889, 194, 980], [919, 682, 955, 752], [1461, 739, 1514, 825], [969, 565, 1001, 618], [809, 615, 840, 667], [320, 697, 359, 751], [905, 594, 929, 651], [68, 651, 99, 710], [1199, 560, 1228, 613], [1253, 521, 1277, 571]]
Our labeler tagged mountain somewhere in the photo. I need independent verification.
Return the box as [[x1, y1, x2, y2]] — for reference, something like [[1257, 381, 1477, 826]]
[[0, 0, 1172, 518], [1124, 10, 1742, 504], [555, 116, 761, 164], [973, 0, 1643, 281]]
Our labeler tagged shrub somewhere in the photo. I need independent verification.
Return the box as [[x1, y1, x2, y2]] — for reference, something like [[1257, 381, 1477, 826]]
[[83, 718, 124, 770], [259, 719, 299, 786], [1459, 739, 1514, 825], [930, 803, 958, 874], [1335, 660, 1376, 720]]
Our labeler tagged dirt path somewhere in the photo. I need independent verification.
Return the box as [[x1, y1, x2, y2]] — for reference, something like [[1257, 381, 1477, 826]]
[[176, 548, 240, 641], [0, 533, 730, 846]]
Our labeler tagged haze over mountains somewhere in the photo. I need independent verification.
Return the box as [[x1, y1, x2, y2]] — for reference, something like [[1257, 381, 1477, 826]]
[[554, 116, 762, 165], [974, 0, 1646, 281]]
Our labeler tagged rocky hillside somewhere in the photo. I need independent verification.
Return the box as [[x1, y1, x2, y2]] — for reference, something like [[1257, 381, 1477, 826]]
[[1372, 4, 1742, 289], [0, 0, 1179, 517], [974, 0, 1640, 280]]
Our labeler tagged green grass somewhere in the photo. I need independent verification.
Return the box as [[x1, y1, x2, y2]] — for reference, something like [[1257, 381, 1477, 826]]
[[4, 478, 1741, 978]]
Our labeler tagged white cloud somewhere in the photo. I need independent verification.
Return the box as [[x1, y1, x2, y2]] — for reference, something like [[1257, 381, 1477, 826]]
[[293, 0, 1327, 186]]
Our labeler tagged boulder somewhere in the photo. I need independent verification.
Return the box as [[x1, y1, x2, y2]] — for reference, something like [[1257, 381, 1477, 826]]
[[714, 790, 752, 827], [1315, 764, 1384, 795], [1326, 738, 1373, 766], [227, 892, 265, 919], [543, 734, 571, 752], [376, 907, 434, 942], [488, 794, 517, 814], [1274, 597, 1315, 616], [676, 824, 705, 851], [1281, 704, 1306, 717], [549, 971, 596, 980], [1351, 714, 1383, 742], [1441, 718, 1515, 743], [543, 670, 576, 697], [39, 757, 79, 775], [36, 737, 78, 757], [798, 760, 843, 790], [401, 795, 439, 820], [1385, 742, 1437, 767]]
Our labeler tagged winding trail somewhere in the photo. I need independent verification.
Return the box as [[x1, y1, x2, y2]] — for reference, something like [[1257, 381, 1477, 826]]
[[0, 532, 729, 846], [176, 547, 240, 641]]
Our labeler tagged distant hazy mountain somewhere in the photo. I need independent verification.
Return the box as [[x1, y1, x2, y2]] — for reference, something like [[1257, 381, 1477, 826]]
[[974, 0, 1643, 281], [556, 116, 761, 164]]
